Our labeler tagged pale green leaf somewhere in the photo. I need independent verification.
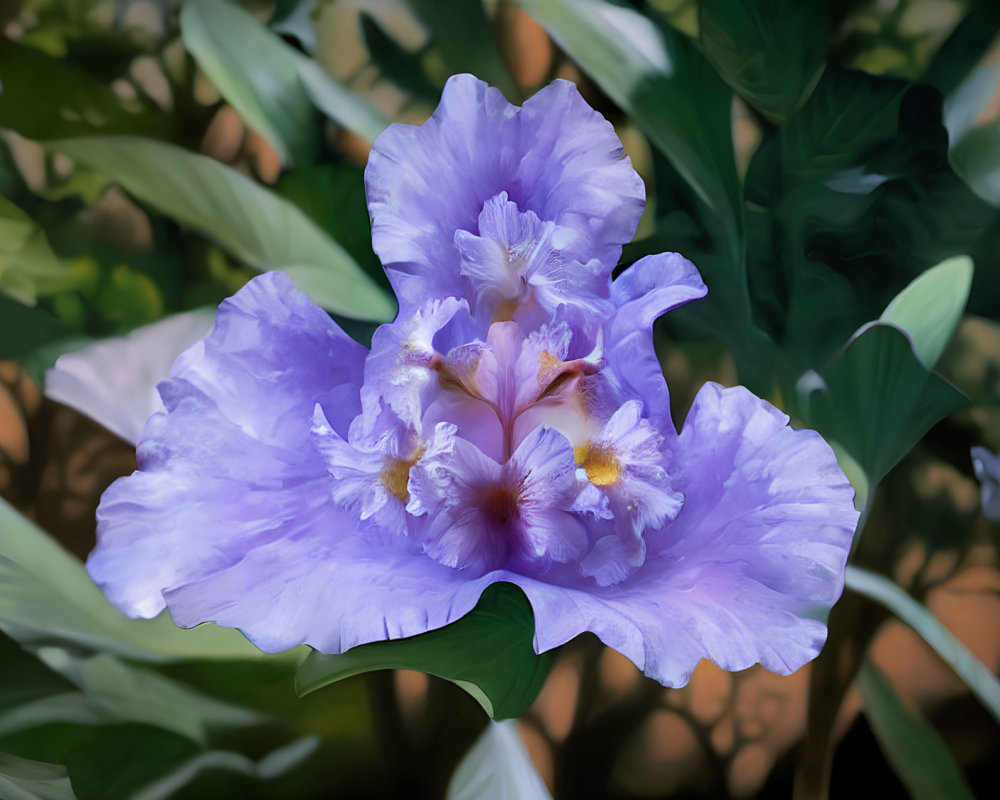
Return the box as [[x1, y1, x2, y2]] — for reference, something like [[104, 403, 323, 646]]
[[0, 753, 76, 800], [846, 565, 1000, 728], [0, 497, 275, 662], [48, 136, 395, 321], [446, 721, 551, 800], [880, 255, 974, 369]]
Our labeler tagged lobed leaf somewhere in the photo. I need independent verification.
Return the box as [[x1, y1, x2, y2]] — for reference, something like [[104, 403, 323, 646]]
[[296, 582, 552, 721]]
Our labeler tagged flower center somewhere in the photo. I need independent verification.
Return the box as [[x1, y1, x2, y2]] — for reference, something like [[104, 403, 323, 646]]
[[574, 443, 622, 486], [379, 446, 425, 502], [480, 485, 522, 525]]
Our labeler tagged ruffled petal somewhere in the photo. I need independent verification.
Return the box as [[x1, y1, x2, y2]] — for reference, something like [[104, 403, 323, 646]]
[[606, 253, 708, 433], [366, 74, 644, 312], [88, 272, 367, 618], [508, 383, 857, 686]]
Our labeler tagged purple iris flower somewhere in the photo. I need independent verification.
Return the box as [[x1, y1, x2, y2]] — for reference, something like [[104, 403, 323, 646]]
[[88, 75, 858, 686]]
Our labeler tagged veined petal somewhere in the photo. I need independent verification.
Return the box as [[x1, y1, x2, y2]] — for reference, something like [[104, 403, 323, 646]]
[[516, 382, 856, 686], [88, 272, 366, 618], [366, 74, 644, 314]]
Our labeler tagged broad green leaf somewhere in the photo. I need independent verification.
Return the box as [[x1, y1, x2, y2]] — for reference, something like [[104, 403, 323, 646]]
[[880, 255, 973, 369], [699, 0, 827, 123], [446, 721, 551, 800], [745, 68, 992, 370], [950, 122, 1000, 208], [0, 197, 76, 306], [0, 498, 271, 662], [856, 659, 975, 800], [802, 323, 966, 483], [45, 308, 216, 444], [296, 582, 552, 720], [0, 41, 165, 141], [0, 753, 76, 800], [520, 0, 741, 246], [409, 0, 518, 101], [181, 0, 387, 161], [0, 295, 69, 361], [48, 137, 395, 321], [181, 0, 315, 165], [847, 565, 1000, 728]]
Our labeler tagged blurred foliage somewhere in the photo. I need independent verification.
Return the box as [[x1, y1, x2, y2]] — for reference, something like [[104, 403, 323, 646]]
[[1, 0, 1000, 798]]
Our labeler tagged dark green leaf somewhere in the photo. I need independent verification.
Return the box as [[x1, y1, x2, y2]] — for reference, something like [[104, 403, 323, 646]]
[[802, 323, 965, 483], [856, 659, 975, 800], [360, 13, 441, 104], [409, 0, 518, 100], [0, 40, 166, 141], [0, 296, 68, 360], [699, 0, 827, 123], [923, 0, 1000, 97], [49, 137, 395, 321], [745, 69, 993, 370], [296, 582, 552, 721]]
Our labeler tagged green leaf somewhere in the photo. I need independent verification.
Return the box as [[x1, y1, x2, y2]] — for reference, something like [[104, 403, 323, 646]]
[[0, 197, 77, 306], [0, 497, 274, 662], [880, 255, 973, 369], [0, 41, 166, 141], [699, 0, 827, 123], [0, 296, 68, 361], [408, 0, 518, 101], [950, 121, 1000, 208], [48, 136, 395, 321], [296, 582, 552, 720], [181, 0, 316, 166], [857, 659, 975, 800], [181, 0, 387, 160], [0, 752, 76, 800], [0, 652, 266, 745], [745, 69, 992, 371], [521, 0, 740, 245], [446, 720, 551, 800], [360, 13, 441, 104], [923, 0, 1000, 97], [847, 565, 1000, 729], [802, 323, 966, 483]]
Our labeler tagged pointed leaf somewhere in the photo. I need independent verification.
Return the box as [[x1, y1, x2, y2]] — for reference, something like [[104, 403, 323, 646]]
[[447, 721, 551, 800], [48, 137, 395, 321], [880, 255, 974, 369], [803, 323, 966, 483], [847, 565, 1000, 728], [296, 582, 552, 720], [0, 753, 76, 800], [181, 0, 387, 159], [699, 0, 827, 123], [857, 659, 975, 800]]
